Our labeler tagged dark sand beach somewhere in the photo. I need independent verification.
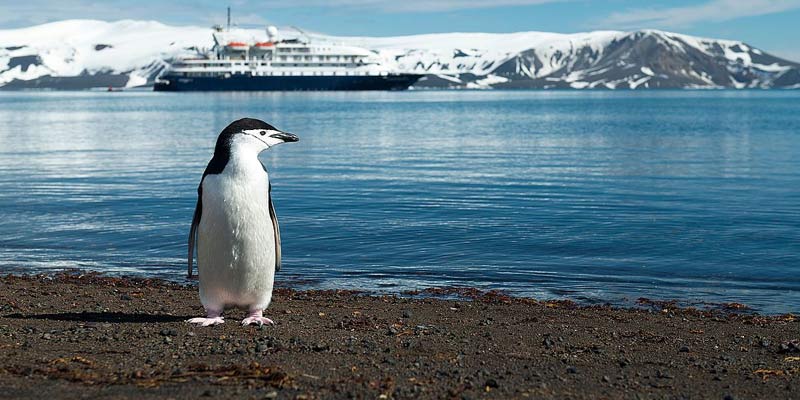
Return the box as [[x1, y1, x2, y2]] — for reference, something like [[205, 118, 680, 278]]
[[0, 273, 798, 399]]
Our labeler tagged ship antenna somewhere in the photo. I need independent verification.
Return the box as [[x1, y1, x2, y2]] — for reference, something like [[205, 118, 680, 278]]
[[227, 6, 231, 32], [291, 25, 312, 43]]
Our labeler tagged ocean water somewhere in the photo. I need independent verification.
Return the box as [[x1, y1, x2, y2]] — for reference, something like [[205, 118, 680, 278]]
[[0, 90, 798, 314]]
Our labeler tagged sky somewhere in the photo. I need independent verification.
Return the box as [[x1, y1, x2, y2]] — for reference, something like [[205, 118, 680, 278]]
[[1, 0, 799, 62]]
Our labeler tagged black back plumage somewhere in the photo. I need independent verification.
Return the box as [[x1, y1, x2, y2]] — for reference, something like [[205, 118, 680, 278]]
[[188, 118, 283, 278]]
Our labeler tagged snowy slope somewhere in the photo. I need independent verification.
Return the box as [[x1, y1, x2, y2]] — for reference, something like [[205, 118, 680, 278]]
[[1, 20, 799, 89], [0, 20, 210, 88]]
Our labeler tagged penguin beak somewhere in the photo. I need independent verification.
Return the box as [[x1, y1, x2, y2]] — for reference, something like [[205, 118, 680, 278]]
[[270, 132, 299, 143]]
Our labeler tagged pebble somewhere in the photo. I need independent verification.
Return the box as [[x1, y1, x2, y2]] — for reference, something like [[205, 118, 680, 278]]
[[402, 310, 412, 318], [566, 366, 578, 374], [42, 333, 52, 340], [778, 340, 800, 354], [313, 342, 329, 352], [679, 345, 690, 352], [484, 378, 499, 388]]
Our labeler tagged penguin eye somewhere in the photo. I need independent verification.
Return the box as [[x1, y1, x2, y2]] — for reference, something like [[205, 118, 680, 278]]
[[259, 130, 267, 136]]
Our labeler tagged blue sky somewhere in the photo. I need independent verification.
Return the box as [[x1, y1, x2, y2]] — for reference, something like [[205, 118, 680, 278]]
[[2, 0, 799, 61]]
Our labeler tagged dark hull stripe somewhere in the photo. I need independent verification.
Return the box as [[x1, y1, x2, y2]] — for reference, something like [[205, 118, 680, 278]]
[[154, 73, 422, 91]]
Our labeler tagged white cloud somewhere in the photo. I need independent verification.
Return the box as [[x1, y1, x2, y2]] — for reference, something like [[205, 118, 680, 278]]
[[601, 0, 800, 29]]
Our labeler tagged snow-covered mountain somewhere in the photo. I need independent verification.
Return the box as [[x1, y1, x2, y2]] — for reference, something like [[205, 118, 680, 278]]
[[1, 20, 799, 90]]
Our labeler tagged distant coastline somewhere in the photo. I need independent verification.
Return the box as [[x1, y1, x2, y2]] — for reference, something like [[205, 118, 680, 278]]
[[2, 20, 800, 91]]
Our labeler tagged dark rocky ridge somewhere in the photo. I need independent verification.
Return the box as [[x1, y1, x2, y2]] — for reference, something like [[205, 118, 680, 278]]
[[415, 31, 800, 89]]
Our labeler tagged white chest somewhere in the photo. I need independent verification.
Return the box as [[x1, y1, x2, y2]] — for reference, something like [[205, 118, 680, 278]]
[[199, 153, 274, 270]]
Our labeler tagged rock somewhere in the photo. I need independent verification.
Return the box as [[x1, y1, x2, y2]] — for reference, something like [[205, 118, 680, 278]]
[[485, 378, 499, 388], [602, 375, 610, 383], [679, 346, 690, 352], [566, 366, 578, 374], [723, 395, 735, 400], [777, 340, 800, 354], [313, 342, 329, 352], [42, 333, 52, 340], [402, 310, 412, 318]]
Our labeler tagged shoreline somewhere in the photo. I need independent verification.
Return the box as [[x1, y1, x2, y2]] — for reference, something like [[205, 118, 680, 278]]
[[0, 273, 798, 399]]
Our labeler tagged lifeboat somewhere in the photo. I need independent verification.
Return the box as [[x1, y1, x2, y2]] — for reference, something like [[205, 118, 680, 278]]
[[226, 41, 249, 50], [255, 42, 274, 48]]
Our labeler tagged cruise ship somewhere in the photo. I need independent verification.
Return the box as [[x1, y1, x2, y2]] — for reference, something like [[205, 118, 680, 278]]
[[154, 22, 422, 91]]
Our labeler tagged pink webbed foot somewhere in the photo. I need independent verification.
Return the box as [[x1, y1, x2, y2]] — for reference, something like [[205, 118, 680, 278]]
[[187, 310, 224, 326], [241, 310, 274, 327]]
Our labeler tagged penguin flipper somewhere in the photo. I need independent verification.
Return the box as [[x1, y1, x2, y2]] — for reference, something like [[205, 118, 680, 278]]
[[188, 186, 202, 278], [268, 184, 281, 272]]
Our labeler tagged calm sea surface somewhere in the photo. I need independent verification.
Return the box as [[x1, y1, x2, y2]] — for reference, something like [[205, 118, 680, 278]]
[[0, 90, 798, 313]]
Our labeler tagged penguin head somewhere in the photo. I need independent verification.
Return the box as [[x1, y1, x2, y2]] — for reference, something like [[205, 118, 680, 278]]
[[216, 118, 299, 154]]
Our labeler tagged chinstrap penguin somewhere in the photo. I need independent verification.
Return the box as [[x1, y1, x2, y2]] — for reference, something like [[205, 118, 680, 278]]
[[187, 118, 298, 327]]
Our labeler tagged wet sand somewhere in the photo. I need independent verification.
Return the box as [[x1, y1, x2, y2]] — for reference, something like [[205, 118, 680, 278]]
[[0, 273, 798, 399]]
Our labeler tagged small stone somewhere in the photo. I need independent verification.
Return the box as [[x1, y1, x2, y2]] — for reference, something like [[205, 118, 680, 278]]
[[485, 378, 499, 388], [313, 342, 329, 352], [723, 395, 735, 400], [778, 339, 800, 354], [264, 391, 278, 399], [187, 331, 195, 337], [42, 333, 52, 340], [163, 337, 172, 344], [602, 375, 610, 383], [657, 370, 673, 379], [679, 346, 690, 353], [402, 310, 412, 318], [566, 366, 578, 374]]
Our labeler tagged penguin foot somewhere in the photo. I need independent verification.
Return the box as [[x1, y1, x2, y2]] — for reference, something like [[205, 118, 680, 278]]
[[241, 310, 274, 327], [187, 316, 225, 326], [187, 310, 224, 326]]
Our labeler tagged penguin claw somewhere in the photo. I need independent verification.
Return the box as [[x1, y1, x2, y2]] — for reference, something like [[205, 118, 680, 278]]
[[241, 316, 275, 327], [187, 317, 225, 326]]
